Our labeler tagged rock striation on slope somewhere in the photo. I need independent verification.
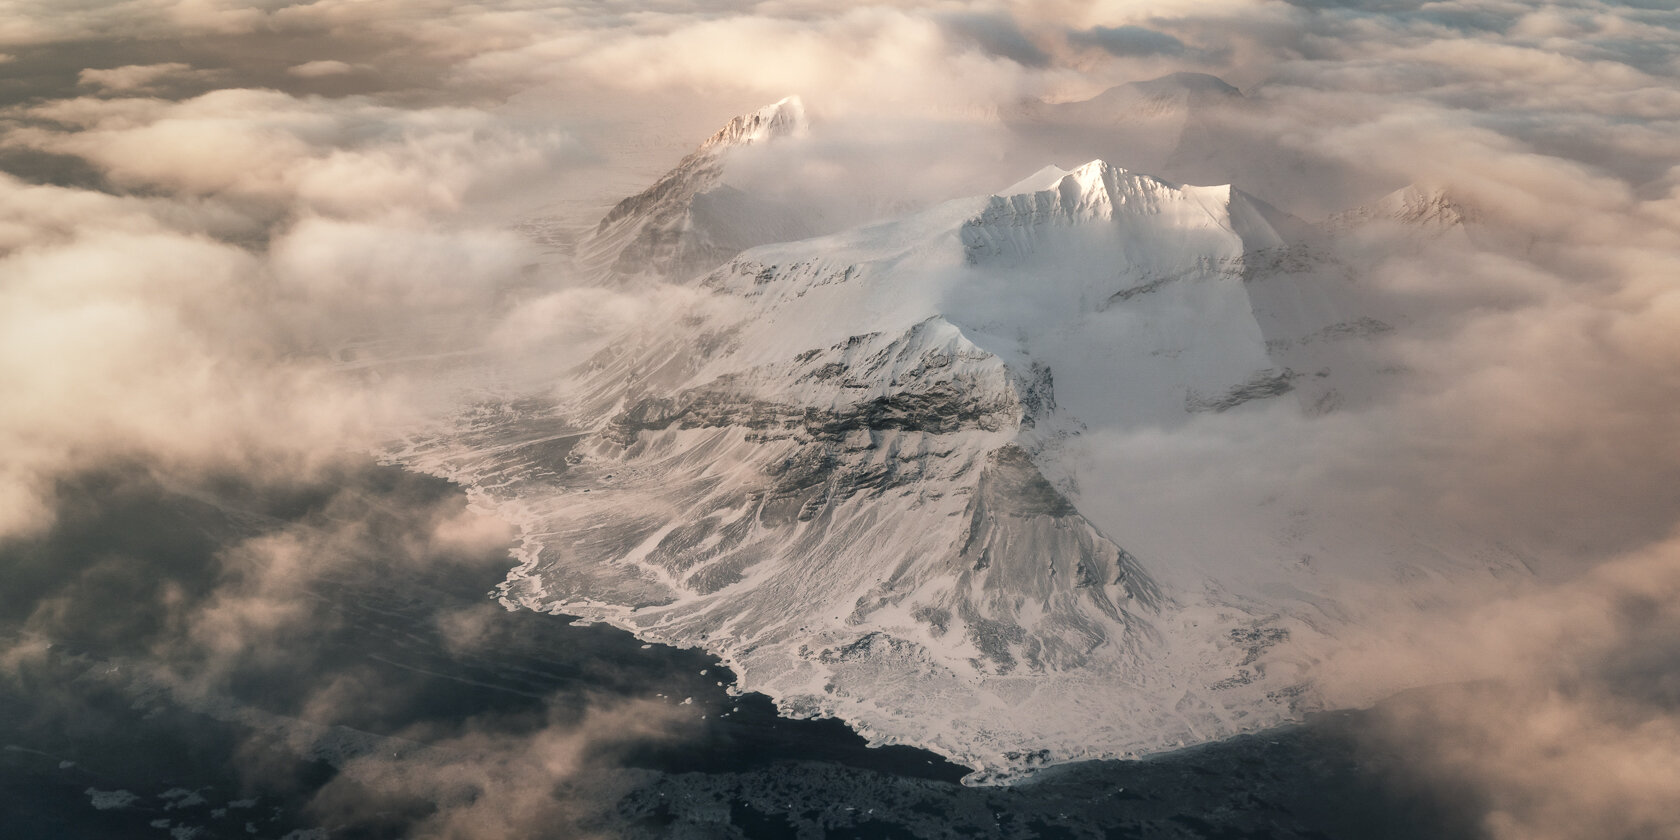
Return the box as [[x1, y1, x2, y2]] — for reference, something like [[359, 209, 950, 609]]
[[581, 95, 816, 282]]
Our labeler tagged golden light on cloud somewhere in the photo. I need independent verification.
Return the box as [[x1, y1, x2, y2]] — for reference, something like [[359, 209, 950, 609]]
[[2, 2, 1677, 837]]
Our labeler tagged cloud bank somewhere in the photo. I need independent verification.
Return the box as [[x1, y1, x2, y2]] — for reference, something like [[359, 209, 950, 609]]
[[1, 0, 1677, 835]]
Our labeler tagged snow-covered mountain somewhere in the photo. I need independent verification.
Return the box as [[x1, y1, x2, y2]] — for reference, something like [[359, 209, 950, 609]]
[[580, 95, 817, 282], [391, 102, 1529, 781], [1326, 183, 1478, 235]]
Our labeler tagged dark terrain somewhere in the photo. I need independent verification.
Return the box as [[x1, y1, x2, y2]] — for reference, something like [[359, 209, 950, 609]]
[[0, 461, 1481, 839]]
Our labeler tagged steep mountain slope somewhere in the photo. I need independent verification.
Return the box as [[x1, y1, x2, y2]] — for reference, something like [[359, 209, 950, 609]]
[[580, 96, 817, 282], [387, 154, 1534, 780]]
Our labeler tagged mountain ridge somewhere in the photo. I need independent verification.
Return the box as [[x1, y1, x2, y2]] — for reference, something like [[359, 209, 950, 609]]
[[391, 100, 1523, 783], [584, 96, 814, 281]]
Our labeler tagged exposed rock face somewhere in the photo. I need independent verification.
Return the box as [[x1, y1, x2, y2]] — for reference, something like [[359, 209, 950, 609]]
[[1186, 369, 1299, 414], [583, 96, 814, 281]]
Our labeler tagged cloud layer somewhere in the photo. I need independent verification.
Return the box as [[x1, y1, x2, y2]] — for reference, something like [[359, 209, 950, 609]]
[[1, 1, 1677, 836]]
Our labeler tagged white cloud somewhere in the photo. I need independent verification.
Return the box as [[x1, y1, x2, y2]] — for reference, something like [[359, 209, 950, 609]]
[[77, 62, 205, 91], [0, 2, 1678, 831], [5, 89, 581, 217], [0, 195, 375, 537], [286, 59, 357, 77]]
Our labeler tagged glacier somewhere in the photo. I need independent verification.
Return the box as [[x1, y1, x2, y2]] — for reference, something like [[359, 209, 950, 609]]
[[386, 98, 1534, 782]]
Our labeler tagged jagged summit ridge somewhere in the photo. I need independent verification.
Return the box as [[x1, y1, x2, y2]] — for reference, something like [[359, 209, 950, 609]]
[[963, 159, 1288, 266], [585, 96, 815, 281], [992, 159, 1279, 229], [701, 95, 808, 150]]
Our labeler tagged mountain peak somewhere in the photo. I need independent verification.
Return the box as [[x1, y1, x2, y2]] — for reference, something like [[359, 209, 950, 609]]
[[1327, 183, 1476, 230], [588, 95, 813, 279], [1001, 159, 1130, 195], [1127, 71, 1241, 98], [701, 95, 809, 151], [962, 159, 1289, 263], [1066, 157, 1117, 181], [1074, 72, 1242, 113], [1384, 184, 1475, 226]]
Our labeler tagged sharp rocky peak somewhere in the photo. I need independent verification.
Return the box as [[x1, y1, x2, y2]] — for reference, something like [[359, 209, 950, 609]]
[[959, 159, 1290, 257], [993, 159, 1260, 221], [1001, 158, 1250, 199], [598, 94, 809, 232], [700, 95, 809, 151], [587, 96, 813, 277]]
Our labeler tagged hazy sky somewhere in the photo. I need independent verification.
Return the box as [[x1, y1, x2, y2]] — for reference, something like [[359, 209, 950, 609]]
[[2, 2, 1679, 837]]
